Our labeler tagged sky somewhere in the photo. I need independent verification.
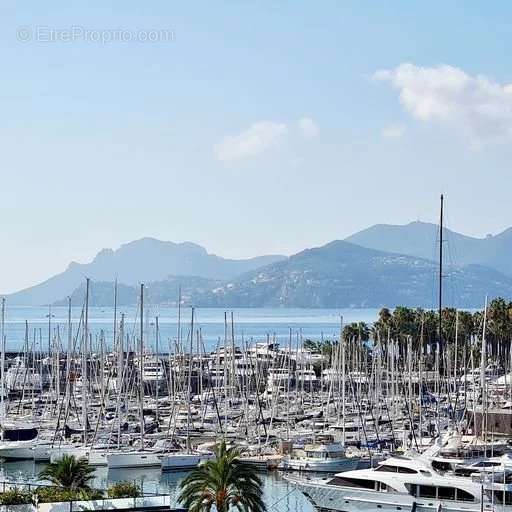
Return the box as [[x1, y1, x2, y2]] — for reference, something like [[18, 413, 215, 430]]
[[1, 1, 512, 293]]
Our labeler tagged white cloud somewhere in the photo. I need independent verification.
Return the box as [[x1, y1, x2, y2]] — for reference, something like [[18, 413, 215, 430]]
[[298, 117, 320, 138], [381, 123, 405, 138], [215, 121, 288, 162], [374, 63, 512, 145]]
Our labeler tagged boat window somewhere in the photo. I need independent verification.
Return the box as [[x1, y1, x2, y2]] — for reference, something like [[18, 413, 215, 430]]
[[397, 467, 418, 474], [327, 477, 376, 490], [456, 489, 476, 502], [474, 461, 500, 468], [376, 465, 417, 474], [438, 487, 455, 501], [489, 491, 512, 505], [419, 485, 437, 498], [431, 460, 451, 472], [376, 465, 398, 472], [419, 470, 431, 476], [377, 482, 390, 492]]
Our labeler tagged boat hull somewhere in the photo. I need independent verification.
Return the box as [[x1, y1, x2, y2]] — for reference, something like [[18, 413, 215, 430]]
[[279, 457, 360, 472], [106, 452, 162, 469], [161, 453, 213, 471], [295, 480, 486, 512]]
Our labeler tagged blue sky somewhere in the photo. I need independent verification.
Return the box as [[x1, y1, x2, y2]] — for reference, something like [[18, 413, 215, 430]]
[[1, 2, 512, 292]]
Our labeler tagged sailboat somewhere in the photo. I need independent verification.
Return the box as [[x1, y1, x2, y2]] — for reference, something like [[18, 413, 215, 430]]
[[106, 284, 164, 469]]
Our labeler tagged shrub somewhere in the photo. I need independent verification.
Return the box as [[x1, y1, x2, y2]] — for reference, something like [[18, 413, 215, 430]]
[[0, 488, 32, 505], [34, 487, 102, 503], [77, 489, 104, 501], [107, 481, 141, 499], [35, 488, 78, 503]]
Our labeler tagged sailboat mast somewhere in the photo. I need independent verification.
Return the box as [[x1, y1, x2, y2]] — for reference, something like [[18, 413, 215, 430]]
[[438, 194, 444, 359], [83, 278, 89, 446], [0, 297, 5, 419], [139, 283, 144, 448], [113, 278, 117, 358], [155, 315, 159, 424]]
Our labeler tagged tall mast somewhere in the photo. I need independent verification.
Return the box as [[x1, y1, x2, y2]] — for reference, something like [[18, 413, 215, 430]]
[[48, 304, 54, 358], [83, 278, 89, 446], [341, 317, 346, 446], [0, 298, 5, 420], [177, 286, 182, 352], [186, 307, 195, 452], [117, 312, 125, 450], [139, 283, 144, 448], [480, 296, 488, 442], [155, 315, 159, 424], [65, 297, 72, 418], [113, 278, 117, 359], [438, 194, 444, 359]]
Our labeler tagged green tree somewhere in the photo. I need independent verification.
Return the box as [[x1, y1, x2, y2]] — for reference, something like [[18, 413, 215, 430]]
[[342, 322, 369, 343], [38, 455, 95, 490], [179, 441, 266, 512]]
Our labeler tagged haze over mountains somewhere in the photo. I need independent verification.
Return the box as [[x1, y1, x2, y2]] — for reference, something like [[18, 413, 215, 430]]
[[7, 222, 512, 308], [347, 221, 512, 277]]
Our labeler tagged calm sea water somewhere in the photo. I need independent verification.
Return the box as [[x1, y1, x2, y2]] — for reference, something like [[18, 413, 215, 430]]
[[1, 306, 380, 352], [0, 460, 315, 511]]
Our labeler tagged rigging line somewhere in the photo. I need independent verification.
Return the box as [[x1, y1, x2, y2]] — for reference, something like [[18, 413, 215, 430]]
[[270, 484, 301, 511]]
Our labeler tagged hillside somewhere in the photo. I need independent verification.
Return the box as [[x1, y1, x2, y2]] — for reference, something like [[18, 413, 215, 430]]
[[204, 240, 512, 308], [53, 276, 222, 307]]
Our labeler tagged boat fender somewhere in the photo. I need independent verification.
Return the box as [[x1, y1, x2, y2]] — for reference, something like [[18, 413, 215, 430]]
[[411, 502, 417, 512]]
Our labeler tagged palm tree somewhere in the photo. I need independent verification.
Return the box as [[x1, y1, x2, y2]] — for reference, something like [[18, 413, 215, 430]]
[[179, 441, 266, 512], [38, 455, 95, 490]]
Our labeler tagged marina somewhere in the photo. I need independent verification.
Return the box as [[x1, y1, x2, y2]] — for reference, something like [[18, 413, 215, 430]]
[[0, 279, 512, 511]]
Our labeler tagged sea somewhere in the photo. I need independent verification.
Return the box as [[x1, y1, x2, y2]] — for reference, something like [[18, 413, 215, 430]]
[[2, 306, 381, 352]]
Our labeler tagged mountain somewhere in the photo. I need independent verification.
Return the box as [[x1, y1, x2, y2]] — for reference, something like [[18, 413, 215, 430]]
[[6, 238, 285, 306], [346, 221, 512, 276], [204, 240, 512, 308], [58, 240, 512, 308]]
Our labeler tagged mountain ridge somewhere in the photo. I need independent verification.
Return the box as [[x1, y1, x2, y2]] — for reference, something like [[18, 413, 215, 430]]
[[6, 238, 286, 306], [9, 220, 512, 307], [53, 240, 512, 308]]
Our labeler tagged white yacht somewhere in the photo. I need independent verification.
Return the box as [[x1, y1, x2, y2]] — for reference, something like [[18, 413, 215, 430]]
[[279, 441, 361, 472], [292, 453, 512, 512], [0, 424, 51, 460]]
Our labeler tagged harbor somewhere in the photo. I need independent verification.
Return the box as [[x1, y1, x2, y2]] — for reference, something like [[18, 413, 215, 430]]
[[0, 279, 512, 510]]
